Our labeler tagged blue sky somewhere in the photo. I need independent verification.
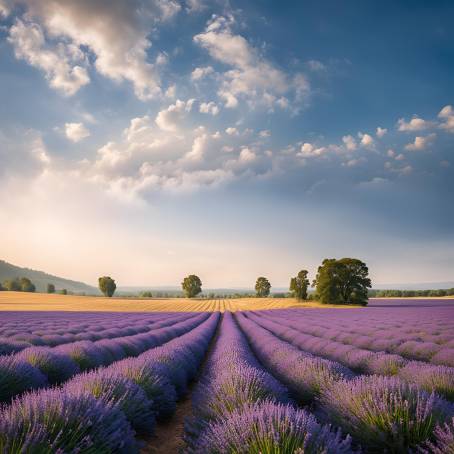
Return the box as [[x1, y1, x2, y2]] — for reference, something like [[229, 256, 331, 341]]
[[0, 0, 453, 288]]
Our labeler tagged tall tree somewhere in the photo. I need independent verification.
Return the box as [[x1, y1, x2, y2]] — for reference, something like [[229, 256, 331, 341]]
[[289, 270, 310, 300], [47, 283, 55, 294], [255, 277, 271, 297], [98, 276, 116, 297], [312, 258, 371, 305], [3, 278, 21, 291], [20, 277, 36, 292], [182, 275, 202, 298]]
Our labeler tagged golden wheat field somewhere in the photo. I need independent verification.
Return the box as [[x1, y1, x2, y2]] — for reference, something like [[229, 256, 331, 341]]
[[0, 291, 360, 312]]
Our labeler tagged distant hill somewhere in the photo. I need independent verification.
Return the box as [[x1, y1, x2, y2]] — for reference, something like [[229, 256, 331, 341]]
[[0, 260, 98, 294]]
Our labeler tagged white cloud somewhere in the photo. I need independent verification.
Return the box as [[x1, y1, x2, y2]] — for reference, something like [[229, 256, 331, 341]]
[[298, 142, 326, 158], [8, 20, 90, 96], [404, 134, 436, 151], [259, 130, 271, 138], [342, 135, 357, 151], [239, 147, 256, 162], [225, 127, 239, 136], [7, 0, 181, 99], [438, 105, 454, 133], [193, 15, 309, 110], [199, 101, 219, 116], [376, 127, 387, 138], [359, 132, 374, 148], [65, 122, 90, 142], [397, 116, 431, 132], [191, 66, 214, 81], [155, 99, 195, 132]]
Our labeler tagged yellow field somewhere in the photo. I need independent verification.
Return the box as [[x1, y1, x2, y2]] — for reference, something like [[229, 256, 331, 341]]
[[0, 291, 360, 312]]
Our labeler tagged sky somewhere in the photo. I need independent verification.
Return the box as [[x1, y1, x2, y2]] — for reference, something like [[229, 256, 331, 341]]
[[0, 0, 453, 289]]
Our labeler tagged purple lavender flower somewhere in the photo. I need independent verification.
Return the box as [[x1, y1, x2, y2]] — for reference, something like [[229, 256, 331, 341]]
[[191, 401, 353, 454], [0, 388, 137, 453], [64, 368, 155, 434], [319, 374, 453, 452], [16, 346, 80, 384], [0, 355, 47, 402], [421, 416, 454, 453]]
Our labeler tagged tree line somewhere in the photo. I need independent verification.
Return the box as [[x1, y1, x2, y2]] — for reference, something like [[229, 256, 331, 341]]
[[177, 257, 372, 305], [369, 288, 454, 297], [0, 278, 68, 294]]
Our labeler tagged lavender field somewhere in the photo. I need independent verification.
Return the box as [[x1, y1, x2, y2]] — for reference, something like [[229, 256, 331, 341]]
[[1, 301, 454, 453]]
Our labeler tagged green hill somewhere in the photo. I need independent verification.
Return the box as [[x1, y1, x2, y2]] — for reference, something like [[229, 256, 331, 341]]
[[0, 260, 98, 294]]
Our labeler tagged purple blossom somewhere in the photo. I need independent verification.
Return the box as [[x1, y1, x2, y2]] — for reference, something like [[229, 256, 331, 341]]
[[0, 388, 137, 453], [0, 355, 47, 402]]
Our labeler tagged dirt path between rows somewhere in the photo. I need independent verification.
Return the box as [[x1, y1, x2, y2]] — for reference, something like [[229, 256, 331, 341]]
[[141, 313, 223, 454]]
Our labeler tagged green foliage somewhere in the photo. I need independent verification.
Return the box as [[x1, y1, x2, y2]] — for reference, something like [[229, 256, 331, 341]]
[[312, 258, 371, 306], [20, 277, 36, 292], [2, 277, 35, 292], [47, 283, 55, 294], [98, 276, 117, 298], [369, 288, 454, 297], [255, 277, 271, 298], [60, 289, 68, 295], [3, 278, 21, 291], [289, 270, 310, 300], [181, 275, 202, 298], [139, 291, 153, 298]]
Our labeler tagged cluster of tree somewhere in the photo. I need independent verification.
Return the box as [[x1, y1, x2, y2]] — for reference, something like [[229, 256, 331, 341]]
[[139, 291, 153, 298], [0, 277, 36, 292], [312, 258, 371, 306], [369, 288, 454, 297], [98, 276, 116, 297]]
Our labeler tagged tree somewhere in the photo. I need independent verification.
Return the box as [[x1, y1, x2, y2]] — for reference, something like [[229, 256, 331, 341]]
[[98, 276, 117, 298], [312, 258, 371, 306], [139, 291, 153, 298], [3, 278, 21, 291], [182, 275, 202, 298], [255, 277, 271, 297], [47, 283, 55, 294], [289, 270, 310, 300], [60, 289, 68, 295], [20, 277, 36, 292]]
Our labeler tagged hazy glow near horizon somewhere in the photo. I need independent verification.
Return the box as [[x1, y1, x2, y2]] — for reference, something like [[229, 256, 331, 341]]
[[0, 1, 453, 288]]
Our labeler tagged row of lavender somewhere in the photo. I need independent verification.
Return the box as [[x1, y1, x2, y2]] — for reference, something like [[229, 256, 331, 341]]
[[0, 312, 186, 354], [0, 312, 204, 402], [246, 311, 454, 401], [257, 305, 454, 366], [235, 312, 454, 453], [185, 312, 353, 453], [0, 313, 220, 452]]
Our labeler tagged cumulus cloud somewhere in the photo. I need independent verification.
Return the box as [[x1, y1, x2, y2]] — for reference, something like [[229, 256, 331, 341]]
[[8, 20, 90, 96], [359, 132, 374, 148], [155, 99, 195, 131], [438, 105, 454, 133], [376, 127, 387, 138], [7, 0, 181, 99], [65, 122, 90, 142], [191, 65, 214, 80], [342, 135, 357, 151], [298, 142, 326, 157], [225, 127, 239, 136], [404, 134, 436, 151], [397, 116, 431, 131], [193, 15, 309, 110], [199, 101, 219, 115]]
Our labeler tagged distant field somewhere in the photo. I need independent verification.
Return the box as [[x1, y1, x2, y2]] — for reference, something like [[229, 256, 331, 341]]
[[0, 291, 365, 312]]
